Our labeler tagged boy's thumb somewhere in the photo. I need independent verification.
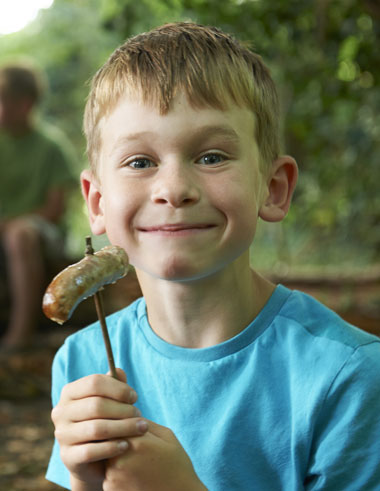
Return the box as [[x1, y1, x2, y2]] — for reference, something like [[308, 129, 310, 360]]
[[107, 367, 127, 383]]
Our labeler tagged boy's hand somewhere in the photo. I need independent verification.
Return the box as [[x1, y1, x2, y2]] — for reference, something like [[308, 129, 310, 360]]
[[51, 369, 148, 487], [104, 420, 207, 491]]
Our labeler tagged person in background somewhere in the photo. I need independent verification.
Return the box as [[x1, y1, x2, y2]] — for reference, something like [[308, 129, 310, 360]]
[[0, 62, 76, 350]]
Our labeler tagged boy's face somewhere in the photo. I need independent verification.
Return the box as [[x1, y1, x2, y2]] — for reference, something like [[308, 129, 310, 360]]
[[84, 94, 270, 282]]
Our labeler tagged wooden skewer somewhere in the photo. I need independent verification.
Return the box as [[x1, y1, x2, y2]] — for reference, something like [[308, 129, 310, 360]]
[[85, 236, 117, 379]]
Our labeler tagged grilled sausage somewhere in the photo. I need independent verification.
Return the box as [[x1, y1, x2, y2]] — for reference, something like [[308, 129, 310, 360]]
[[42, 245, 129, 324]]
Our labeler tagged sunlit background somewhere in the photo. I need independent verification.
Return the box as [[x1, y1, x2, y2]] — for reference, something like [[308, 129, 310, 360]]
[[0, 0, 54, 35]]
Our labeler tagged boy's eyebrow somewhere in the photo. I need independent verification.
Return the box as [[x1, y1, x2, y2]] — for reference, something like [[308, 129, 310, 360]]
[[109, 125, 241, 157], [109, 132, 155, 157], [192, 125, 241, 143]]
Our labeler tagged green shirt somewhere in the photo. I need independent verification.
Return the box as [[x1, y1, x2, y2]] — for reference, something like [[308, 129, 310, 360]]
[[0, 122, 76, 220]]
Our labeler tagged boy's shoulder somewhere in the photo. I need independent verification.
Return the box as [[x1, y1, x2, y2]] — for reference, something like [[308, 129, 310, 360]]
[[273, 287, 380, 402], [278, 286, 378, 350], [275, 287, 380, 382]]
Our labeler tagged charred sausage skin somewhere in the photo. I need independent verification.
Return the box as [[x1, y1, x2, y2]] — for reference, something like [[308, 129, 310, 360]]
[[42, 245, 129, 324]]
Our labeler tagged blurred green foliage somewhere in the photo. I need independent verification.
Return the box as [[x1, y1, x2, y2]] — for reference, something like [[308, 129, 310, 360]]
[[1, 0, 379, 270]]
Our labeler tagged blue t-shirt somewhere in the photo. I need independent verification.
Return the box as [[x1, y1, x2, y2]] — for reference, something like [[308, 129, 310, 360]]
[[46, 285, 380, 490]]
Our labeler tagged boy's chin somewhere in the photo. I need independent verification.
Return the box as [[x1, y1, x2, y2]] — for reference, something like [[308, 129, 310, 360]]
[[134, 259, 216, 283]]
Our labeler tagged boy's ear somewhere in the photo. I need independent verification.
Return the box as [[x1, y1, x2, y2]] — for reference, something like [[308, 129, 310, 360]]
[[259, 156, 298, 223], [80, 169, 106, 235]]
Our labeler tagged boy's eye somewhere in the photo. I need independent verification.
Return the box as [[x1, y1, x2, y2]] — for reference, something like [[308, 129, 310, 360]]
[[127, 158, 155, 169], [197, 153, 226, 165]]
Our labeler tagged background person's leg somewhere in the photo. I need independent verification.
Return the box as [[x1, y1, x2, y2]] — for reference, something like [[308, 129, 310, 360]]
[[1, 219, 45, 349]]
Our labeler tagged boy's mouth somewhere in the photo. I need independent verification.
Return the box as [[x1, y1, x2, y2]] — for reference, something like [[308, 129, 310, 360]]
[[138, 223, 216, 233]]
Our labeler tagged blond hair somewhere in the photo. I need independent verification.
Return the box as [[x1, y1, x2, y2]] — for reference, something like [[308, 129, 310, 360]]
[[84, 22, 281, 172]]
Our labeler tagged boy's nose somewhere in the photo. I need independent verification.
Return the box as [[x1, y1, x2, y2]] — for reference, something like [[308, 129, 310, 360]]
[[150, 165, 201, 208]]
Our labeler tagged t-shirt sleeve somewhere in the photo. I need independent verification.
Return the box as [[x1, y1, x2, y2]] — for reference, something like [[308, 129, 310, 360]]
[[305, 341, 380, 490], [45, 343, 71, 490]]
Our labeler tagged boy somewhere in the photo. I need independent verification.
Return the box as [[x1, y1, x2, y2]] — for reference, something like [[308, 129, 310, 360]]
[[46, 23, 380, 490], [0, 63, 75, 349]]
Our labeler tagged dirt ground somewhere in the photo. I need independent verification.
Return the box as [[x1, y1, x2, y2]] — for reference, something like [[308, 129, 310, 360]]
[[0, 271, 378, 490], [0, 331, 70, 491]]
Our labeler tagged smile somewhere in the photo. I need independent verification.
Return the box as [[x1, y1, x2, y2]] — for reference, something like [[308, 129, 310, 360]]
[[138, 224, 216, 235]]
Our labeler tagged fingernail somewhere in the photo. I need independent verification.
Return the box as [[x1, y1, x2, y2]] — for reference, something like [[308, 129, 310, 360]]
[[134, 407, 142, 417], [118, 440, 128, 451], [129, 390, 138, 403], [137, 420, 148, 433]]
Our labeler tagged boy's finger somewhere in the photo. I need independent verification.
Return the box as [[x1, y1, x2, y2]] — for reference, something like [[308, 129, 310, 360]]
[[80, 417, 148, 442], [66, 397, 140, 423], [57, 416, 148, 446], [60, 374, 135, 404], [107, 367, 127, 383], [140, 419, 178, 443], [66, 439, 129, 466]]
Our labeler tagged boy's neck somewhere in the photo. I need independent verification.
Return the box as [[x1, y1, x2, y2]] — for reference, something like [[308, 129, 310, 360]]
[[135, 257, 275, 349]]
